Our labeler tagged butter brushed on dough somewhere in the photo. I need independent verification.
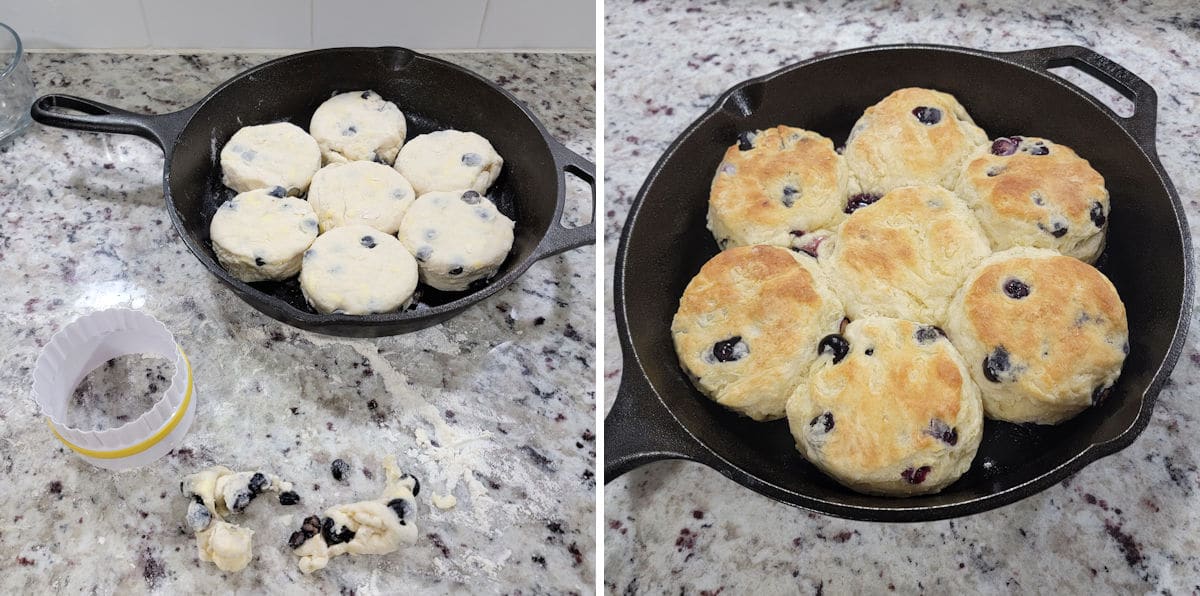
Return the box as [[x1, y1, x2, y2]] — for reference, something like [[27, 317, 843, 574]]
[[397, 190, 514, 292], [306, 161, 415, 235], [220, 122, 321, 194], [394, 130, 503, 195], [309, 90, 408, 165], [299, 225, 419, 315]]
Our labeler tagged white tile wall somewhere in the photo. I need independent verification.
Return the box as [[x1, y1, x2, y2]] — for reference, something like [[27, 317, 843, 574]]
[[478, 0, 595, 49], [312, 0, 487, 50], [1, 0, 594, 50], [4, 0, 150, 49], [142, 0, 311, 50]]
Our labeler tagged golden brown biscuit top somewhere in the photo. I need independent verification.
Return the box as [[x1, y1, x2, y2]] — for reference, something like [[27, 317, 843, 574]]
[[959, 248, 1128, 391], [961, 136, 1108, 230], [806, 318, 967, 471], [675, 244, 823, 324], [832, 185, 984, 289], [709, 126, 844, 235], [672, 245, 837, 382], [843, 87, 987, 190]]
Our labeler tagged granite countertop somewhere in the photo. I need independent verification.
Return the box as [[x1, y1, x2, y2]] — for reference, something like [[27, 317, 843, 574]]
[[605, 1, 1200, 593], [0, 51, 595, 593]]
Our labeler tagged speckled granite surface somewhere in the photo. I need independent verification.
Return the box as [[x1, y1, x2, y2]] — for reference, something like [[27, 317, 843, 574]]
[[604, 1, 1200, 593], [0, 51, 595, 594]]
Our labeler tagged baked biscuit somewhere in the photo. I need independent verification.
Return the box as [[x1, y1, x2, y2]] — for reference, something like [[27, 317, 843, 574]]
[[786, 317, 983, 496], [822, 185, 992, 324], [944, 247, 1128, 424], [956, 136, 1109, 263], [707, 126, 849, 253], [671, 245, 845, 421], [842, 88, 988, 198]]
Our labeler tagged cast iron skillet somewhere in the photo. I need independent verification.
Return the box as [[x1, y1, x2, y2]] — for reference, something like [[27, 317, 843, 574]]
[[606, 45, 1194, 521], [30, 47, 594, 337]]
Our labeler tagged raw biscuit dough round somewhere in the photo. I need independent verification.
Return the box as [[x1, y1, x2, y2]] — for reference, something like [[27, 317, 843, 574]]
[[822, 185, 992, 325], [671, 245, 846, 421], [842, 87, 988, 197], [220, 122, 322, 194], [944, 247, 1128, 424], [306, 161, 416, 234], [707, 126, 850, 252], [956, 136, 1109, 263], [309, 90, 407, 164], [394, 130, 503, 195], [210, 187, 319, 282], [299, 225, 419, 315], [397, 190, 515, 292], [786, 317, 984, 496]]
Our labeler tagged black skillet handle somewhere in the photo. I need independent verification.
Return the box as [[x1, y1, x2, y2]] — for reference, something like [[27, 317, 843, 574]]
[[30, 94, 192, 151], [997, 45, 1158, 150], [532, 140, 596, 261], [604, 366, 719, 482]]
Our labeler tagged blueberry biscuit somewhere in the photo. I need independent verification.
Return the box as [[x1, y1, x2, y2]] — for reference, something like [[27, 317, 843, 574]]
[[220, 122, 322, 195], [944, 247, 1128, 424], [397, 190, 515, 292], [308, 90, 408, 165], [209, 187, 319, 283], [306, 161, 416, 235], [707, 126, 849, 252], [842, 88, 988, 198], [394, 130, 504, 195], [671, 245, 845, 421], [786, 317, 983, 496], [299, 225, 419, 315], [290, 457, 419, 574], [956, 136, 1109, 263], [823, 185, 991, 325]]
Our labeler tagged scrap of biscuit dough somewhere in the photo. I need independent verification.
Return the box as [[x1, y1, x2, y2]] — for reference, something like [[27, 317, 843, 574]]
[[180, 466, 295, 572], [196, 521, 254, 572], [290, 456, 420, 574]]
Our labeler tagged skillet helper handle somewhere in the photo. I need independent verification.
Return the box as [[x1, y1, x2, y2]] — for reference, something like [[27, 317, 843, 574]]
[[30, 94, 188, 151], [604, 368, 716, 482], [999, 45, 1158, 149], [533, 141, 596, 261]]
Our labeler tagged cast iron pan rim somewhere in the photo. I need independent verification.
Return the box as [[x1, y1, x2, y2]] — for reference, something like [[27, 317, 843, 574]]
[[612, 43, 1194, 521], [163, 46, 570, 327]]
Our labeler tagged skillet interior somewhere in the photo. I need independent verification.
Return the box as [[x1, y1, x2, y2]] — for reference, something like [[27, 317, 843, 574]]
[[164, 48, 559, 333], [617, 47, 1189, 515]]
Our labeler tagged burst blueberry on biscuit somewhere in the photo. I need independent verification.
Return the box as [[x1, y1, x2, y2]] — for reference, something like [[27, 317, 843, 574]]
[[842, 87, 988, 197], [821, 185, 991, 325], [785, 317, 984, 496], [944, 247, 1129, 424], [956, 136, 1110, 263], [707, 126, 849, 253], [671, 245, 846, 421]]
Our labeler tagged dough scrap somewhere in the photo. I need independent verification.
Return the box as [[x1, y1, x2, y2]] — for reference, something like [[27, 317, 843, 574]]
[[180, 466, 293, 572], [291, 456, 420, 574]]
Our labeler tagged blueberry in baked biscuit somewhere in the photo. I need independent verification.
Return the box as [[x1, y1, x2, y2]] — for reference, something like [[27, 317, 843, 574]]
[[944, 247, 1128, 424]]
